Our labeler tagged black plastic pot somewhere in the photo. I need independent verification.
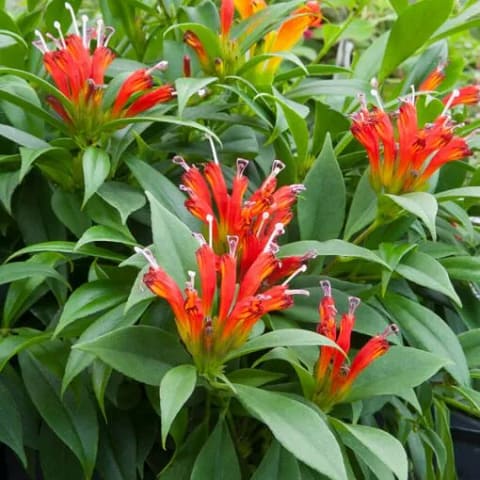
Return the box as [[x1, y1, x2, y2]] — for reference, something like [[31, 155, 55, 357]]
[[451, 411, 480, 480]]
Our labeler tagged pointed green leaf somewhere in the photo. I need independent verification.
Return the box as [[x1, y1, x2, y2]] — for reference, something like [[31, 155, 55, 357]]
[[82, 147, 110, 207], [299, 135, 346, 241], [160, 365, 197, 448], [234, 384, 347, 480], [74, 326, 189, 385]]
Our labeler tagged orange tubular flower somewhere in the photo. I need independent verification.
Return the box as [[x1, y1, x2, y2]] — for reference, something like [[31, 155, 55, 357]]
[[136, 238, 308, 377], [443, 85, 480, 108], [313, 281, 398, 411], [33, 3, 175, 145], [418, 64, 446, 92], [351, 95, 472, 194], [173, 155, 313, 283]]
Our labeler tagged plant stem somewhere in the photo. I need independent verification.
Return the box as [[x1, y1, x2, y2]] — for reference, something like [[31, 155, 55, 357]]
[[352, 219, 380, 245], [442, 396, 480, 419]]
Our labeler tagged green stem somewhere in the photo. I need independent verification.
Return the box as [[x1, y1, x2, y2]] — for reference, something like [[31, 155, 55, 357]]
[[351, 219, 380, 246], [442, 396, 480, 418]]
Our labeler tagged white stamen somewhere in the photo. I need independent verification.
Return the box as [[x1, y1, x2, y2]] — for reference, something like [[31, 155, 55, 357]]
[[382, 323, 400, 338], [442, 89, 460, 117], [256, 211, 270, 238], [285, 289, 310, 296], [370, 88, 384, 111], [206, 135, 219, 164], [192, 232, 207, 246], [227, 235, 239, 256], [198, 88, 207, 97], [46, 33, 62, 49], [291, 184, 306, 195], [53, 21, 66, 48], [357, 92, 367, 109], [64, 2, 80, 36], [103, 26, 115, 47], [147, 60, 169, 74], [34, 30, 49, 53], [320, 279, 331, 297], [173, 155, 191, 171], [236, 158, 249, 176], [270, 160, 285, 178], [282, 264, 307, 286], [179, 184, 193, 195], [348, 296, 361, 314], [409, 84, 416, 104], [206, 214, 214, 248], [96, 18, 104, 47], [81, 14, 89, 47], [263, 222, 285, 253], [187, 270, 196, 289], [134, 246, 159, 269]]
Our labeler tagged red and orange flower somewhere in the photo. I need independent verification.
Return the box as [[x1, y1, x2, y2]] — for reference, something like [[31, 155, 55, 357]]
[[351, 94, 471, 194], [174, 155, 314, 281], [183, 0, 321, 82], [33, 3, 175, 145], [136, 237, 309, 376], [313, 281, 398, 411]]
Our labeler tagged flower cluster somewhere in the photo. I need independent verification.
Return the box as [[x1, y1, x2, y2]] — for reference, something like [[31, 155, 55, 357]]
[[33, 3, 175, 145], [183, 0, 321, 82], [137, 156, 313, 377], [351, 91, 472, 194], [313, 281, 398, 411]]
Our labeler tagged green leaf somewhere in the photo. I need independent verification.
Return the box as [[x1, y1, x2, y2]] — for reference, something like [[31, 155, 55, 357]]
[[82, 147, 110, 207], [440, 256, 480, 283], [252, 440, 301, 480], [125, 156, 195, 228], [74, 326, 189, 385], [160, 365, 197, 448], [384, 192, 438, 240], [226, 329, 341, 361], [19, 351, 98, 478], [20, 146, 71, 181], [51, 189, 91, 238], [0, 328, 49, 371], [436, 186, 480, 201], [96, 412, 136, 480], [299, 134, 346, 241], [346, 346, 447, 402], [0, 380, 27, 466], [97, 181, 146, 225], [39, 423, 84, 480], [146, 191, 198, 286], [379, 0, 454, 80], [332, 420, 408, 480], [396, 251, 461, 306], [175, 77, 217, 116], [0, 170, 20, 214], [8, 241, 126, 263], [344, 170, 377, 241], [54, 281, 129, 337], [388, 0, 408, 14], [62, 302, 147, 394], [379, 242, 417, 295], [458, 329, 480, 368], [383, 294, 470, 386], [286, 79, 370, 100], [227, 369, 285, 388], [0, 262, 67, 288], [279, 240, 390, 269], [76, 225, 136, 249], [0, 123, 49, 148], [191, 419, 241, 480], [234, 384, 347, 480]]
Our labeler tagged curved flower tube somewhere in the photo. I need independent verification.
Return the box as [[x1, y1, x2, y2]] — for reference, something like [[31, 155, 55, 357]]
[[313, 281, 399, 411]]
